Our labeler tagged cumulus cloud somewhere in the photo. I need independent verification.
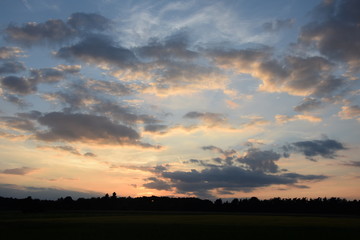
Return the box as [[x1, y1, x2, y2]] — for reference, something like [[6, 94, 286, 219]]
[[284, 139, 347, 161], [0, 116, 36, 131], [1, 76, 36, 95], [338, 105, 360, 120], [208, 48, 345, 97], [298, 0, 360, 71], [55, 35, 138, 68], [0, 61, 26, 74], [237, 148, 281, 173], [1, 65, 80, 96], [5, 19, 75, 46], [0, 46, 24, 59], [136, 32, 198, 60], [35, 111, 142, 145], [143, 177, 172, 191], [144, 144, 328, 197], [1, 167, 37, 175], [5, 13, 111, 46]]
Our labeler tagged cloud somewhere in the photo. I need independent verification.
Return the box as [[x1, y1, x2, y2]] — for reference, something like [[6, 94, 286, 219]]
[[0, 116, 36, 131], [237, 148, 281, 173], [343, 161, 360, 167], [0, 61, 26, 74], [38, 145, 97, 157], [263, 18, 294, 32], [275, 114, 322, 124], [298, 0, 360, 71], [159, 166, 326, 198], [208, 48, 345, 97], [1, 167, 37, 175], [1, 94, 28, 107], [38, 145, 81, 156], [144, 144, 328, 197], [294, 98, 323, 112], [284, 139, 347, 161], [5, 19, 75, 46], [0, 46, 24, 59], [67, 12, 111, 32], [338, 105, 360, 120], [29, 65, 81, 83], [5, 13, 111, 46], [241, 116, 270, 127], [143, 177, 172, 191], [144, 124, 168, 133], [1, 65, 80, 95], [55, 35, 138, 68], [136, 32, 198, 60], [1, 76, 36, 95], [0, 183, 101, 200], [184, 111, 226, 126], [35, 111, 143, 146]]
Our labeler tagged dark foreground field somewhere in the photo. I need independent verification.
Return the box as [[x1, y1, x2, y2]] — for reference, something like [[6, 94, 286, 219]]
[[1, 211, 359, 240]]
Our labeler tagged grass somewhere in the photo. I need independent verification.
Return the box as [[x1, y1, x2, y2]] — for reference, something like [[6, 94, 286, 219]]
[[1, 211, 359, 240]]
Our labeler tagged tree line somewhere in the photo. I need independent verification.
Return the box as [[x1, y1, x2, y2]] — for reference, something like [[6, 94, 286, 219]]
[[1, 193, 359, 215]]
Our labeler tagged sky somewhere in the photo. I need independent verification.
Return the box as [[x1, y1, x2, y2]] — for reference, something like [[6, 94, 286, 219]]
[[0, 0, 359, 200]]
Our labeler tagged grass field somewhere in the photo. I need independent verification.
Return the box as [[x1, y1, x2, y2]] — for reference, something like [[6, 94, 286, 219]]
[[1, 211, 359, 240]]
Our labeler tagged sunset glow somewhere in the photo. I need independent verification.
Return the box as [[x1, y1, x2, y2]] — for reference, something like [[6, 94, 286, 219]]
[[0, 0, 359, 200]]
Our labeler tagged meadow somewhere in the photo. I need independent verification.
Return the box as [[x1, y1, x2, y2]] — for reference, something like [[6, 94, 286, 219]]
[[1, 211, 359, 240]]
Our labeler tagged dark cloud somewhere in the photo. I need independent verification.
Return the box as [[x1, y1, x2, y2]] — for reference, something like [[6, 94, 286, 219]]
[[1, 94, 28, 107], [16, 110, 43, 120], [343, 161, 360, 167], [0, 61, 26, 74], [294, 97, 323, 112], [1, 65, 78, 96], [40, 145, 81, 156], [5, 13, 111, 46], [0, 46, 23, 59], [143, 177, 172, 191], [5, 19, 75, 46], [85, 79, 132, 96], [237, 148, 281, 173], [84, 152, 97, 158], [184, 111, 226, 126], [144, 144, 328, 197], [285, 139, 346, 161], [0, 183, 101, 200], [144, 124, 168, 133], [136, 32, 198, 60], [1, 167, 37, 175], [1, 76, 36, 95], [36, 112, 143, 146], [55, 35, 137, 68], [30, 65, 81, 83], [90, 101, 158, 125], [281, 172, 328, 181], [263, 18, 294, 32], [67, 12, 111, 32], [0, 116, 36, 131], [159, 166, 326, 198], [298, 0, 360, 71]]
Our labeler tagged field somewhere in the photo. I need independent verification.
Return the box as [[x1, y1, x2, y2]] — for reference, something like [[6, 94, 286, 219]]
[[1, 211, 359, 240]]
